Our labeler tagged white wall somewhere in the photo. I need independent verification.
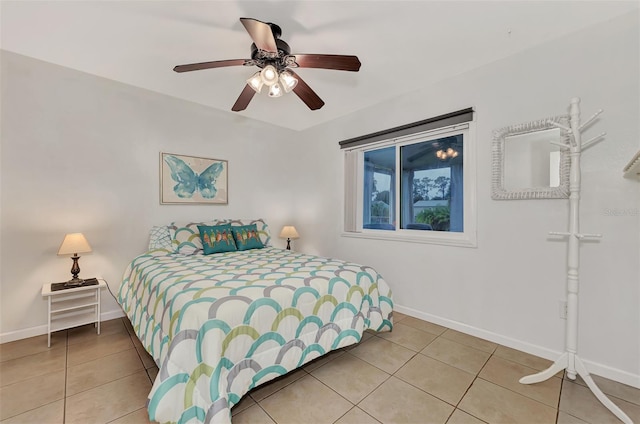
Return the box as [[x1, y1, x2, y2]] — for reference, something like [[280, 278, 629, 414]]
[[291, 12, 640, 386], [0, 51, 297, 339]]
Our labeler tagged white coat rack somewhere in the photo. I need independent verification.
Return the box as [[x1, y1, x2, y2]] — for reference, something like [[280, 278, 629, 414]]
[[518, 98, 633, 424], [520, 97, 633, 424]]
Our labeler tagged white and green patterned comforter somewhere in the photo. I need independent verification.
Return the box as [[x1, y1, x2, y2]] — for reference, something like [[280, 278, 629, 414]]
[[117, 247, 393, 424]]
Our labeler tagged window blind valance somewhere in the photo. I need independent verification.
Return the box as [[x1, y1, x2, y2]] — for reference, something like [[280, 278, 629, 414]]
[[338, 108, 474, 150]]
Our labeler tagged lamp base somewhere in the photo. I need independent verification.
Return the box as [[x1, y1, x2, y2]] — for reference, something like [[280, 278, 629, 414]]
[[65, 277, 85, 287]]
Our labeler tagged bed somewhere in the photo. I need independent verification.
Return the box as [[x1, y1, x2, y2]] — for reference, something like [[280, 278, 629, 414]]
[[117, 219, 393, 424]]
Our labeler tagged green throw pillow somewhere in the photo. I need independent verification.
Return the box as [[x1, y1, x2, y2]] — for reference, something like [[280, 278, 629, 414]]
[[198, 224, 237, 254], [232, 224, 264, 251]]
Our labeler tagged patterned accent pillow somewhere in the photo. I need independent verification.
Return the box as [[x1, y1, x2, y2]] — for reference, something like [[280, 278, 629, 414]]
[[169, 220, 223, 255], [198, 224, 237, 255], [148, 226, 172, 251], [219, 219, 271, 247], [231, 224, 265, 251]]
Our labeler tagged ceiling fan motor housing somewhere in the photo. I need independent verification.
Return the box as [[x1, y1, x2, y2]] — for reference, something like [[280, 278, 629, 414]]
[[268, 22, 282, 40], [250, 39, 292, 70]]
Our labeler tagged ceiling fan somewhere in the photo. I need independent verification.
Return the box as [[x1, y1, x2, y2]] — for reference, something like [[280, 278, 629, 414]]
[[173, 17, 361, 112]]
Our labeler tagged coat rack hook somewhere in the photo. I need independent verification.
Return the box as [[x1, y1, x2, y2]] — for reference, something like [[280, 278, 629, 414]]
[[547, 120, 572, 132], [578, 109, 604, 131], [582, 132, 606, 150]]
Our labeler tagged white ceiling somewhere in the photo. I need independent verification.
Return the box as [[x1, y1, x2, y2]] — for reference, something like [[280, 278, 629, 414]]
[[2, 1, 637, 131]]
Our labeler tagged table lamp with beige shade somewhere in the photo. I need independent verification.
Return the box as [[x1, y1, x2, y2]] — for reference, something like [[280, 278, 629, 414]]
[[279, 226, 299, 250], [57, 232, 92, 286]]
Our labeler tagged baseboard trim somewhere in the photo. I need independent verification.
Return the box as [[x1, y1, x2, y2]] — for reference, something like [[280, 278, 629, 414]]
[[394, 304, 640, 389], [0, 309, 125, 344]]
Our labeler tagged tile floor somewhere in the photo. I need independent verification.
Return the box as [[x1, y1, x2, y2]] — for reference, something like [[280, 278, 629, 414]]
[[1, 313, 639, 423]]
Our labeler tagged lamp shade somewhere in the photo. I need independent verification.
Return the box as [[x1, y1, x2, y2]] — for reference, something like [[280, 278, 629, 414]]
[[279, 226, 299, 239], [57, 233, 92, 256], [260, 65, 279, 86], [279, 70, 298, 93], [268, 82, 283, 98], [247, 72, 264, 93]]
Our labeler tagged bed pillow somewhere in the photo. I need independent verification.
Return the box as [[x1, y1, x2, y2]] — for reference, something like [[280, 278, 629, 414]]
[[169, 220, 224, 255], [198, 224, 237, 255], [231, 224, 265, 251], [148, 226, 172, 251], [218, 219, 271, 247]]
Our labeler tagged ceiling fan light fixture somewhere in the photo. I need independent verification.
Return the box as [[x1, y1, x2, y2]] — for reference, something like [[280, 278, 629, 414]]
[[268, 82, 283, 98], [247, 72, 264, 93], [280, 70, 298, 93], [436, 147, 459, 160], [261, 65, 279, 86]]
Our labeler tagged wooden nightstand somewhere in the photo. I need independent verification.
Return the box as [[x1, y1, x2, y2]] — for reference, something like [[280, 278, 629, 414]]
[[41, 279, 107, 347]]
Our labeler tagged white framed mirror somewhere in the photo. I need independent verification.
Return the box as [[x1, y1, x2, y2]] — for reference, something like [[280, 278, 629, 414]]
[[492, 115, 571, 200]]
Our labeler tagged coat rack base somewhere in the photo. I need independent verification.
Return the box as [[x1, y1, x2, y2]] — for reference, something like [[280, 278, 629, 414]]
[[520, 352, 633, 424]]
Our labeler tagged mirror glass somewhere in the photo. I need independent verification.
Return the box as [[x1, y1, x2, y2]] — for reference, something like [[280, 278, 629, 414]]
[[492, 116, 570, 200], [503, 128, 561, 190]]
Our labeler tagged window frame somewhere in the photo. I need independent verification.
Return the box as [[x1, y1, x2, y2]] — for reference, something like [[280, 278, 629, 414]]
[[343, 122, 477, 248]]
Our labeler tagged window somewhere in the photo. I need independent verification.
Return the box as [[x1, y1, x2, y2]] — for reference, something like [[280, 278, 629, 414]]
[[364, 147, 396, 230], [341, 109, 476, 247]]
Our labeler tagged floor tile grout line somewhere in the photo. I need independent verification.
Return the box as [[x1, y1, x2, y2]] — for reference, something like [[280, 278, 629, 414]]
[[253, 398, 278, 424], [569, 375, 640, 407], [67, 345, 141, 369], [474, 375, 561, 411], [415, 345, 487, 377], [64, 339, 137, 369], [64, 352, 149, 399], [290, 370, 389, 423], [65, 326, 152, 423], [369, 331, 486, 383], [449, 352, 493, 424], [345, 346, 488, 424], [251, 348, 394, 423], [248, 368, 310, 404], [61, 322, 152, 424], [0, 332, 70, 422], [555, 377, 566, 424], [373, 325, 498, 367], [331, 404, 382, 424], [446, 348, 490, 408], [310, 351, 395, 406], [390, 352, 472, 411], [0, 342, 67, 364], [557, 377, 636, 424], [63, 330, 68, 424]]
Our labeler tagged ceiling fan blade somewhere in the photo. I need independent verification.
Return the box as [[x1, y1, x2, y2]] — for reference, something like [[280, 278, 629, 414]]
[[174, 59, 247, 73], [292, 54, 361, 72], [231, 84, 256, 112], [240, 17, 278, 53], [289, 71, 325, 110]]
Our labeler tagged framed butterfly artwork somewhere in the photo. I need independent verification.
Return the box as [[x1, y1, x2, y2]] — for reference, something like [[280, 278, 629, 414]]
[[160, 153, 228, 204]]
